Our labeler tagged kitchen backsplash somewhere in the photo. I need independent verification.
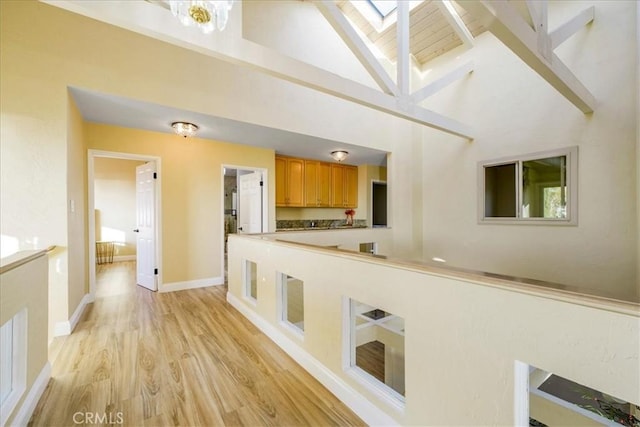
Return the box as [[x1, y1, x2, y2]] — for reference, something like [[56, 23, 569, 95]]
[[277, 219, 366, 229]]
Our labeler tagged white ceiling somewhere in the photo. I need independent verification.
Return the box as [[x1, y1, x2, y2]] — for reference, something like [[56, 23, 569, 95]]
[[70, 87, 388, 166]]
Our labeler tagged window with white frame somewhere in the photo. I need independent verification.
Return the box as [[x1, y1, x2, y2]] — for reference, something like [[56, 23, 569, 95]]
[[479, 147, 578, 224]]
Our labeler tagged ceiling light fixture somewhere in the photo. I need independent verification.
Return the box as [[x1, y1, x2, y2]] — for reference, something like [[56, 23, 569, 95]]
[[172, 121, 199, 138], [169, 1, 234, 34], [331, 150, 349, 162]]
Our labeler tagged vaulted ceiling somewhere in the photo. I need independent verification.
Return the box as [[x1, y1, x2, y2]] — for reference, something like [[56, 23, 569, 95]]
[[337, 0, 486, 66], [51, 0, 597, 148]]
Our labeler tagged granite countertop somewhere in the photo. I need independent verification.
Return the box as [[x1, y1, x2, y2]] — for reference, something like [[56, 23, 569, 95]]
[[276, 218, 367, 231], [276, 225, 368, 232]]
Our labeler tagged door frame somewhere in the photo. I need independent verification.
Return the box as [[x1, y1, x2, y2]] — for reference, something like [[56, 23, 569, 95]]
[[88, 149, 162, 297], [221, 164, 268, 279]]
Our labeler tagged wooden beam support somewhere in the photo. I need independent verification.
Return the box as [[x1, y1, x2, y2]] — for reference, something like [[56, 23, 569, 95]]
[[411, 61, 474, 103], [43, 0, 474, 139], [396, 0, 411, 95], [549, 6, 595, 50], [315, 1, 399, 96], [536, 1, 551, 61], [459, 0, 596, 113], [437, 0, 475, 49], [525, 0, 541, 31]]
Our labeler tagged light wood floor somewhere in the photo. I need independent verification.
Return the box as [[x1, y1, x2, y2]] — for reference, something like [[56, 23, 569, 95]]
[[30, 262, 365, 426]]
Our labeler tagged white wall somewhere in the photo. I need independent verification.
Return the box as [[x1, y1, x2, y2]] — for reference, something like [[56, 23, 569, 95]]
[[227, 233, 639, 425], [242, 0, 378, 89], [418, 1, 638, 298]]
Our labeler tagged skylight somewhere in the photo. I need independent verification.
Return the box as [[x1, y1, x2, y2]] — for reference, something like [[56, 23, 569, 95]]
[[368, 0, 397, 18]]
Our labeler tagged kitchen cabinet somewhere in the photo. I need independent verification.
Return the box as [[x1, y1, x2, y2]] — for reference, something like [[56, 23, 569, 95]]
[[331, 164, 358, 208], [276, 156, 305, 207], [304, 160, 331, 207]]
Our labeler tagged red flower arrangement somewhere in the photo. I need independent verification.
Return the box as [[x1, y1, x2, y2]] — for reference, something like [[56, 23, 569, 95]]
[[345, 209, 355, 225]]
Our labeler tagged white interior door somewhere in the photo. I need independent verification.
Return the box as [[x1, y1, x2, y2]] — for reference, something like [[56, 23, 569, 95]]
[[238, 172, 263, 234], [135, 162, 157, 290]]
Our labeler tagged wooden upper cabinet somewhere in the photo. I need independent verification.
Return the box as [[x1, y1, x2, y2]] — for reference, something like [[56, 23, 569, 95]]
[[305, 160, 331, 207], [344, 165, 358, 208], [278, 155, 357, 208], [331, 164, 345, 207], [288, 158, 304, 206], [331, 164, 358, 208], [275, 157, 287, 206], [276, 156, 304, 207]]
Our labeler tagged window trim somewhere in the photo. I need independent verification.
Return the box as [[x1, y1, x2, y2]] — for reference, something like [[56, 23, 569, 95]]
[[478, 146, 578, 226], [241, 258, 258, 305], [276, 272, 305, 340]]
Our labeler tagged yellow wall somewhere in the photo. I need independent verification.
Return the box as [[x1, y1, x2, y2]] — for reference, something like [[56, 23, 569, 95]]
[[1, 0, 638, 333], [67, 95, 88, 317], [1, 0, 412, 322], [94, 158, 145, 257], [86, 123, 275, 286]]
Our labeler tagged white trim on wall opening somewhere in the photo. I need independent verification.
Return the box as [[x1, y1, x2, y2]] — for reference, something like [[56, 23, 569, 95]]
[[88, 150, 163, 297], [220, 164, 269, 288]]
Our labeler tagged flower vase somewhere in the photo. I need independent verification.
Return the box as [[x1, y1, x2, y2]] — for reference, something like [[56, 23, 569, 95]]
[[346, 215, 353, 226]]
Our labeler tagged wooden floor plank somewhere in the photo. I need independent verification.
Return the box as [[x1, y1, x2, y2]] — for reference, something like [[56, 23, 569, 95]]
[[30, 261, 364, 426]]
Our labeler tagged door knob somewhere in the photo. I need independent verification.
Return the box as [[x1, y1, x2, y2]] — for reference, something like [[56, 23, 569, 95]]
[[133, 229, 140, 232]]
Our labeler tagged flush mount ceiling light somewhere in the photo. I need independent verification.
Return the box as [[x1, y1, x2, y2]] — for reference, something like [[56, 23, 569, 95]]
[[172, 121, 199, 138], [331, 150, 349, 162], [169, 1, 234, 34]]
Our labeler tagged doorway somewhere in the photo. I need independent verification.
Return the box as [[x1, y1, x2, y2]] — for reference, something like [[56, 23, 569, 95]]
[[372, 181, 387, 227], [222, 165, 268, 282], [88, 150, 162, 297]]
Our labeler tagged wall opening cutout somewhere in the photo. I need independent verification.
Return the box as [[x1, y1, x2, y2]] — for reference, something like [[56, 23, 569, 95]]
[[243, 259, 257, 301], [525, 364, 639, 426], [0, 309, 27, 427], [279, 273, 305, 334], [359, 242, 378, 255], [349, 299, 405, 401]]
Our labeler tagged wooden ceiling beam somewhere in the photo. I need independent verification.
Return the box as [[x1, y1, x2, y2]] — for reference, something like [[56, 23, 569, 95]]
[[549, 6, 595, 50], [411, 61, 474, 103], [396, 0, 411, 95], [45, 0, 474, 139], [459, 0, 596, 113], [315, 1, 399, 96]]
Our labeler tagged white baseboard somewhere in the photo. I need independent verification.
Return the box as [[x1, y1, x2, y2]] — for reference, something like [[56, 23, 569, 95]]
[[160, 276, 224, 293], [53, 293, 91, 337], [10, 362, 51, 427], [113, 255, 136, 262], [226, 292, 398, 426]]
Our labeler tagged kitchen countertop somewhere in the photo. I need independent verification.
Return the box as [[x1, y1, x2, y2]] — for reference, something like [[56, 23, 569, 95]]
[[276, 225, 368, 232]]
